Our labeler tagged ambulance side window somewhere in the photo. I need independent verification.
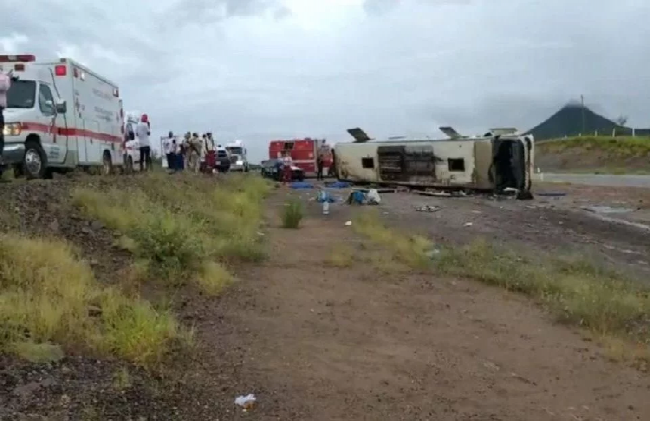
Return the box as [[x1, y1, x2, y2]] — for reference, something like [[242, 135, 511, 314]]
[[38, 83, 55, 116]]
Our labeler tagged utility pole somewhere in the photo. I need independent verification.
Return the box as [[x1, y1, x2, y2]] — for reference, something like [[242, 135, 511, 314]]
[[580, 95, 585, 135]]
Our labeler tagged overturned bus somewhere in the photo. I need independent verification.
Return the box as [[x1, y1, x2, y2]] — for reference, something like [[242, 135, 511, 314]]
[[334, 127, 534, 199]]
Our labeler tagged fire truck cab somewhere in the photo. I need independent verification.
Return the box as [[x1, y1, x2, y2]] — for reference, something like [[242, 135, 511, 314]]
[[1, 54, 125, 179], [268, 137, 332, 176]]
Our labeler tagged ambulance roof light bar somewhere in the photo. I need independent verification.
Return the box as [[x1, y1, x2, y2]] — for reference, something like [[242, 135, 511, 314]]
[[0, 55, 36, 62]]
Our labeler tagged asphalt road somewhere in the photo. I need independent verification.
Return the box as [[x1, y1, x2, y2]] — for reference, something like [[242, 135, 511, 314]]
[[536, 173, 650, 188]]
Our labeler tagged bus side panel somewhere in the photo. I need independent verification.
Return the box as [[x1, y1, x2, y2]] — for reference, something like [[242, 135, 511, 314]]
[[335, 144, 379, 182]]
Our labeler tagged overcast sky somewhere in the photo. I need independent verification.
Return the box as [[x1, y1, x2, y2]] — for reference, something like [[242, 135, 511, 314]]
[[2, 0, 650, 162]]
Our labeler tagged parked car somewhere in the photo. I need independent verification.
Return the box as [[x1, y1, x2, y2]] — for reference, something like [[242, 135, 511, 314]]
[[260, 159, 305, 182]]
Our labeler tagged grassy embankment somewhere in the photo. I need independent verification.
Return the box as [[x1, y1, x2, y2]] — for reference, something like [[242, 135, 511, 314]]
[[347, 209, 650, 367], [0, 173, 271, 368], [537, 136, 650, 174]]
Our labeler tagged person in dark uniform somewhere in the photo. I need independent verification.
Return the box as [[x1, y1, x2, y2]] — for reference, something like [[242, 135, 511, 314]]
[[316, 152, 324, 181]]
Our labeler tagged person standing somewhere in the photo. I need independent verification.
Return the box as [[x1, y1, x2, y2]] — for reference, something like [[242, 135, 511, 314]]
[[164, 131, 175, 172], [188, 133, 202, 173], [181, 132, 191, 170], [282, 151, 293, 184], [316, 152, 324, 181], [136, 114, 152, 171], [0, 70, 12, 171]]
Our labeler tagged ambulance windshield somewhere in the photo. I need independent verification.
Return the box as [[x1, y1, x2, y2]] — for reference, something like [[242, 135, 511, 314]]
[[7, 80, 36, 109]]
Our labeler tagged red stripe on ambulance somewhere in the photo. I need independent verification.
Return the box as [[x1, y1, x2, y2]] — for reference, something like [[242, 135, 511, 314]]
[[20, 122, 122, 143]]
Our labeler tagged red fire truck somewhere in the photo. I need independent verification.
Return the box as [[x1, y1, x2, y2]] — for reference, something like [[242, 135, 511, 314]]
[[268, 138, 332, 176]]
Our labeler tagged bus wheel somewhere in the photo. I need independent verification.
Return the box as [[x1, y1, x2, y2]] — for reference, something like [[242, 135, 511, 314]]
[[102, 152, 113, 175], [23, 141, 48, 180]]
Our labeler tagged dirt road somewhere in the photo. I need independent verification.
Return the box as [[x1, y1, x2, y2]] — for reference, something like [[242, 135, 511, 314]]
[[376, 185, 650, 279], [2, 177, 650, 420], [202, 190, 650, 420]]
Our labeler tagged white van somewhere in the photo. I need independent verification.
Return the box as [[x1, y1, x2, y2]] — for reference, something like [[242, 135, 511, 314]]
[[1, 54, 125, 178]]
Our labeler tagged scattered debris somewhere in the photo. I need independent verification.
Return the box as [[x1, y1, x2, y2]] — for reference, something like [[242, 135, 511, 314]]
[[464, 222, 473, 227], [344, 221, 352, 226], [316, 190, 336, 203], [537, 192, 567, 197], [415, 205, 441, 212], [426, 248, 441, 258], [356, 187, 396, 194], [366, 189, 381, 204], [416, 189, 469, 198], [417, 191, 451, 197], [234, 394, 257, 411], [346, 189, 381, 205]]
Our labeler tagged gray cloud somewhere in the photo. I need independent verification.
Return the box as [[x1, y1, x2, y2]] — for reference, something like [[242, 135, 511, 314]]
[[363, 0, 398, 16], [3, 0, 650, 162], [160, 0, 289, 25]]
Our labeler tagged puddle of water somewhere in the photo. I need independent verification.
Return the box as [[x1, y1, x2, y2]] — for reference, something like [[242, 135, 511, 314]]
[[584, 206, 633, 214]]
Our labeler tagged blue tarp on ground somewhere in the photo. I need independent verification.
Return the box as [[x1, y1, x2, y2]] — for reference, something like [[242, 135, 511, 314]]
[[325, 181, 352, 189], [290, 181, 314, 189], [349, 190, 366, 204]]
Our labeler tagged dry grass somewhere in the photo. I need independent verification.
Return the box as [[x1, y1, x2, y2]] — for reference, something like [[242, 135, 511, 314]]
[[353, 210, 434, 270], [0, 235, 184, 367], [326, 245, 355, 267], [281, 199, 304, 228], [72, 173, 271, 294], [352, 209, 650, 365]]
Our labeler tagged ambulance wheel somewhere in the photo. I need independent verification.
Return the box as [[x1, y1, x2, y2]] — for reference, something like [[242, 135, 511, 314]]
[[102, 152, 113, 175], [23, 141, 48, 180]]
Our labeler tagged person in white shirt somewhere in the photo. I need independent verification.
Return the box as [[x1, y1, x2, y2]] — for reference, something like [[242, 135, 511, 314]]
[[163, 131, 175, 172], [136, 114, 151, 171]]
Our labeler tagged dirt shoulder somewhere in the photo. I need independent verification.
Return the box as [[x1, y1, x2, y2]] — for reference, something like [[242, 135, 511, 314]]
[[3, 178, 650, 420], [373, 185, 650, 279], [196, 188, 650, 420]]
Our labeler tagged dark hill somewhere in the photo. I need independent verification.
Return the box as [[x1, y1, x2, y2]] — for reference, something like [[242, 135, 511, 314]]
[[526, 104, 650, 140]]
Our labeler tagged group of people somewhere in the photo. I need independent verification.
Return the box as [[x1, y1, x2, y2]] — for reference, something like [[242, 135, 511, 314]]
[[162, 132, 216, 173]]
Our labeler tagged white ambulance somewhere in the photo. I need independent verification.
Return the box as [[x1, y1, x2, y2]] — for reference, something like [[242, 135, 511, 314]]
[[1, 54, 125, 179]]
